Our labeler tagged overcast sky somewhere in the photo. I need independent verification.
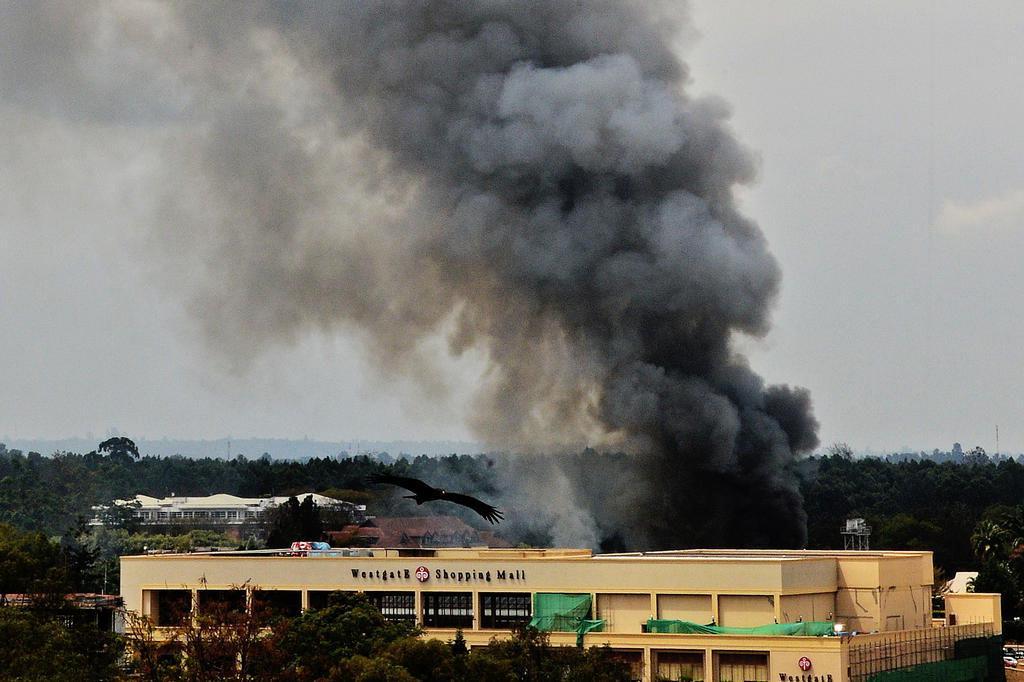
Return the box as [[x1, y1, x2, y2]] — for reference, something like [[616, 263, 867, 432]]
[[1, 1, 1022, 453]]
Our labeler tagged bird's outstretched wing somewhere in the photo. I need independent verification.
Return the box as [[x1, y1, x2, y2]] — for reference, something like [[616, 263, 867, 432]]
[[366, 473, 436, 496], [440, 491, 504, 524]]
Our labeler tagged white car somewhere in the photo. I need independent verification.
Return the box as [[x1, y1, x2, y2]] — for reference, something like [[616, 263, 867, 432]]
[[1004, 655, 1017, 667]]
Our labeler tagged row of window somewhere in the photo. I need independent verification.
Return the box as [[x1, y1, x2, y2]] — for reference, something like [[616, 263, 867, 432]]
[[324, 591, 538, 629], [609, 651, 769, 682], [147, 590, 770, 681], [136, 510, 258, 520], [151, 590, 535, 629]]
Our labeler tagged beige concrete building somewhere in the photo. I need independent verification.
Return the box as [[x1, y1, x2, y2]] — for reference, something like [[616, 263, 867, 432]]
[[121, 547, 1002, 682]]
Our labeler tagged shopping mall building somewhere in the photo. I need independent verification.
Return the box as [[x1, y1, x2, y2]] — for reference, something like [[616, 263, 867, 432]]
[[121, 547, 1003, 682]]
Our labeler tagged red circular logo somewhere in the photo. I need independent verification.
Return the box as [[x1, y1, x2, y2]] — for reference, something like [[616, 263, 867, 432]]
[[798, 657, 812, 671], [415, 566, 430, 582]]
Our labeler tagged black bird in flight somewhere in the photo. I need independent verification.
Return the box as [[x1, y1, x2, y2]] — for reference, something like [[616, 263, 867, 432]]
[[367, 473, 504, 524]]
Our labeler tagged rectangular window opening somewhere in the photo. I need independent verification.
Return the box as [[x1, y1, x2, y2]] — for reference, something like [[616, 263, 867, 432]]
[[717, 652, 768, 682], [480, 592, 532, 629], [196, 589, 246, 618], [251, 590, 302, 621], [365, 591, 417, 623], [422, 592, 473, 628], [609, 650, 644, 682], [656, 651, 705, 682], [152, 589, 191, 627]]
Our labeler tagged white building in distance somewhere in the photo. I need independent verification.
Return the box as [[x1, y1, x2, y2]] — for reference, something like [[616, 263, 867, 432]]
[[91, 492, 365, 527]]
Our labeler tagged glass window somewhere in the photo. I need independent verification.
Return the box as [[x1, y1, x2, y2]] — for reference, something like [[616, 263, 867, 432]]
[[717, 653, 768, 682], [480, 593, 532, 629], [657, 651, 704, 681], [422, 592, 473, 628], [366, 592, 417, 623]]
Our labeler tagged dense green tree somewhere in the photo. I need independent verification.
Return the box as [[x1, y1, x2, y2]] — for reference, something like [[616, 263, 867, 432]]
[[97, 499, 142, 533], [381, 638, 457, 682], [274, 592, 418, 679], [0, 523, 69, 603], [264, 495, 324, 548], [97, 436, 140, 460], [0, 608, 123, 681], [876, 514, 942, 552], [333, 656, 419, 682], [0, 525, 122, 680], [470, 627, 632, 682], [995, 505, 1024, 555]]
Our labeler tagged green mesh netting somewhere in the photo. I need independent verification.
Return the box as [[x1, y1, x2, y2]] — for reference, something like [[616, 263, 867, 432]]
[[575, 619, 605, 647], [954, 636, 1006, 682], [529, 593, 604, 646], [865, 656, 989, 682], [646, 618, 835, 636], [864, 636, 1005, 682]]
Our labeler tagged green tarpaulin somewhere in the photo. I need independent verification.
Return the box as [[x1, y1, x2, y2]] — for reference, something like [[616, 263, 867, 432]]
[[864, 636, 1004, 681], [646, 618, 835, 636], [866, 656, 988, 682], [529, 593, 605, 646]]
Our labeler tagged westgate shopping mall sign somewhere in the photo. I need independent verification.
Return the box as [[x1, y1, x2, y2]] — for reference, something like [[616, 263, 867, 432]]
[[349, 565, 527, 583]]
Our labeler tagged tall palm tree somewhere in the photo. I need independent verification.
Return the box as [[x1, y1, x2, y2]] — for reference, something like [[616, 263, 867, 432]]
[[997, 506, 1024, 560], [971, 520, 1009, 562]]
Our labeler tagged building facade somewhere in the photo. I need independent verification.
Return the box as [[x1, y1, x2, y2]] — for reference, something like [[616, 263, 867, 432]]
[[93, 492, 365, 529], [121, 547, 1002, 682]]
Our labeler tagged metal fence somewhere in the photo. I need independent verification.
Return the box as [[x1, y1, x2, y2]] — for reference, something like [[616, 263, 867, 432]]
[[848, 623, 995, 682]]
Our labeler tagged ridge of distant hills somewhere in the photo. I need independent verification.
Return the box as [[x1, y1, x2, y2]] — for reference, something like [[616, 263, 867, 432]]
[[0, 437, 484, 460]]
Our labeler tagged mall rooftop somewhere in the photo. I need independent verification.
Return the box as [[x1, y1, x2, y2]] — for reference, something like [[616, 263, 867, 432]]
[[122, 546, 1002, 681]]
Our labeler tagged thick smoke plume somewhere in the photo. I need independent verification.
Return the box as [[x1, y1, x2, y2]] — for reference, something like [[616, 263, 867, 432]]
[[3, 1, 817, 549]]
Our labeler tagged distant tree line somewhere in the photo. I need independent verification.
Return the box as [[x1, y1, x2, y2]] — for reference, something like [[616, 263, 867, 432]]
[[799, 450, 1024, 572], [0, 442, 493, 537], [5, 440, 1024, 575]]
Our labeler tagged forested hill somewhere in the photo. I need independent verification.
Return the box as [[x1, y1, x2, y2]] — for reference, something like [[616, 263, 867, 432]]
[[3, 442, 1023, 573], [799, 454, 1024, 572]]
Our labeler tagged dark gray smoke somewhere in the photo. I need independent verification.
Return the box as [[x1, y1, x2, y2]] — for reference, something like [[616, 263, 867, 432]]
[[2, 1, 817, 549]]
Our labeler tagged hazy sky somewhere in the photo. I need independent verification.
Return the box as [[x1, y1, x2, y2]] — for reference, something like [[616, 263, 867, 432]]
[[2, 1, 1022, 453]]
